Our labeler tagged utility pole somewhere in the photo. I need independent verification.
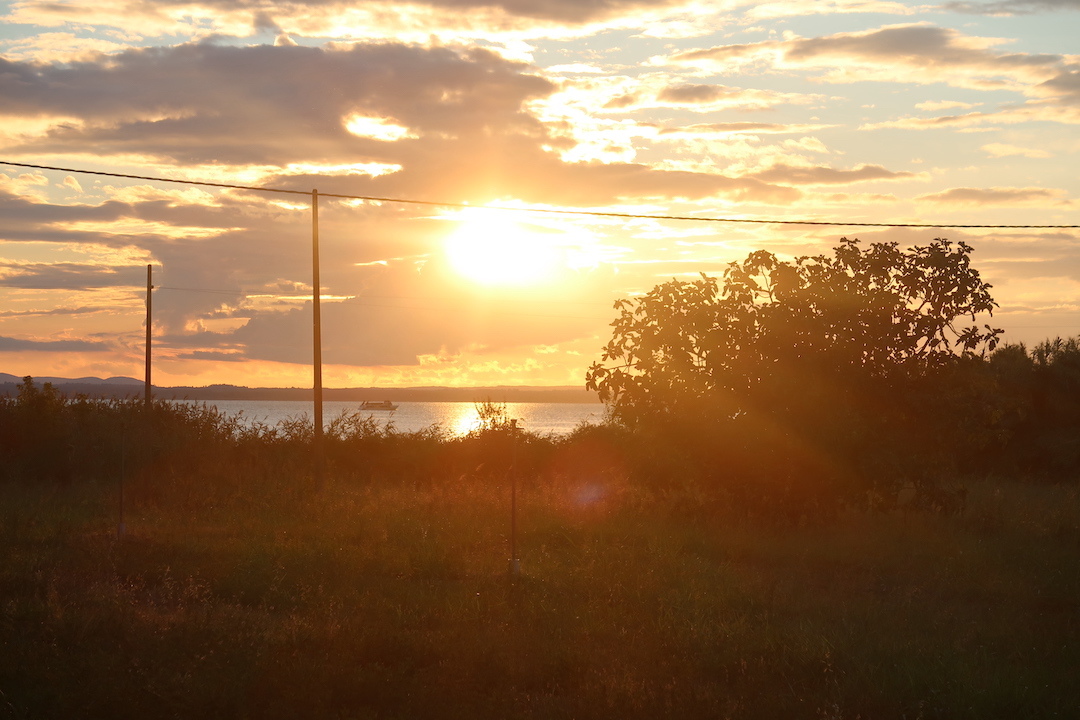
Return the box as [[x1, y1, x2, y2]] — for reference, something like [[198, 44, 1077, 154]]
[[312, 189, 324, 488], [145, 264, 152, 409], [509, 419, 521, 577]]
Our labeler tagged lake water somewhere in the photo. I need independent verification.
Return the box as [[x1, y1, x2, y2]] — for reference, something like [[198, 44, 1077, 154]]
[[173, 400, 606, 436]]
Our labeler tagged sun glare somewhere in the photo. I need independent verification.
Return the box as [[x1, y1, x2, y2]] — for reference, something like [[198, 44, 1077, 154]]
[[444, 212, 560, 286]]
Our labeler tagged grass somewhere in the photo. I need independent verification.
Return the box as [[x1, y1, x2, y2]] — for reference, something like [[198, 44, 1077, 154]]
[[1, 472, 1078, 719]]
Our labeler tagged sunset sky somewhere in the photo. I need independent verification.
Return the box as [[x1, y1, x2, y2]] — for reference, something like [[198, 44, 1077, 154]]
[[1, 0, 1078, 389]]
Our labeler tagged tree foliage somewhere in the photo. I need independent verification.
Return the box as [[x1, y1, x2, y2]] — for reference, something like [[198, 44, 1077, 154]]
[[585, 238, 1003, 513], [587, 237, 1001, 423], [987, 337, 1080, 478]]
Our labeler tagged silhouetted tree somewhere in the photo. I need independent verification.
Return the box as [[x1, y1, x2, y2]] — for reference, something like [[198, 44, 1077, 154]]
[[586, 238, 1003, 514], [986, 337, 1080, 478]]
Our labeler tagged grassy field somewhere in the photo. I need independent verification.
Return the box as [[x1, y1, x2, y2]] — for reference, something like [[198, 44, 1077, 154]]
[[1, 471, 1077, 719]]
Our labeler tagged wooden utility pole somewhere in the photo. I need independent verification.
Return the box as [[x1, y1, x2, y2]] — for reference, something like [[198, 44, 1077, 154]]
[[509, 419, 521, 577], [312, 189, 324, 488], [145, 264, 152, 409]]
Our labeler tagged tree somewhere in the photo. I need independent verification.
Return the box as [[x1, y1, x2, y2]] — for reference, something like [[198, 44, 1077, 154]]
[[987, 337, 1080, 478], [586, 238, 1002, 512], [588, 238, 1000, 420]]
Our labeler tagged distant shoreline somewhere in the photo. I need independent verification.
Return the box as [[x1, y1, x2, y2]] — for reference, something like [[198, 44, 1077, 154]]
[[0, 375, 600, 404], [158, 386, 600, 403]]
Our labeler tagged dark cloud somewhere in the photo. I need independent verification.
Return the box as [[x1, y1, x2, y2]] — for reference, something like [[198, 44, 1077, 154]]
[[0, 306, 105, 318], [0, 262, 149, 290], [787, 26, 965, 63], [1039, 68, 1080, 105], [986, 260, 1079, 280], [675, 41, 762, 65], [780, 25, 1060, 69], [942, 0, 1080, 13], [0, 335, 110, 351], [174, 350, 249, 362], [130, 0, 690, 25], [917, 187, 1067, 205], [0, 42, 554, 166], [0, 187, 131, 235], [978, 249, 1080, 284], [603, 93, 639, 109], [659, 122, 817, 135], [752, 164, 918, 185], [580, 163, 801, 203], [672, 25, 1075, 109], [656, 84, 737, 104]]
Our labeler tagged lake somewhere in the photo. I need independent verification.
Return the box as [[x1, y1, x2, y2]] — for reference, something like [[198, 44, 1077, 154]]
[[173, 400, 606, 436]]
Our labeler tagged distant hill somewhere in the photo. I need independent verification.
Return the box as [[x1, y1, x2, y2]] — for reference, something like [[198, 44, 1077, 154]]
[[0, 373, 142, 387], [0, 373, 146, 399], [0, 373, 600, 403]]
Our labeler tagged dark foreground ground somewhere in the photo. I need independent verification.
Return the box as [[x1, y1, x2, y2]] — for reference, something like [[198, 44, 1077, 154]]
[[1, 474, 1077, 719]]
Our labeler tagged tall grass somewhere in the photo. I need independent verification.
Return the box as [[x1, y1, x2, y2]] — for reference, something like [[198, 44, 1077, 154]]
[[1, 465, 1077, 718]]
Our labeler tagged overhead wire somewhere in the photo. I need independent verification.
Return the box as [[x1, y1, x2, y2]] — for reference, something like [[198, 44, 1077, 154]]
[[2, 159, 1077, 229]]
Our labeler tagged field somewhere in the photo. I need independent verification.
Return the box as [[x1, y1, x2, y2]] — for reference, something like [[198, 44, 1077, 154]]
[[1, 467, 1077, 719]]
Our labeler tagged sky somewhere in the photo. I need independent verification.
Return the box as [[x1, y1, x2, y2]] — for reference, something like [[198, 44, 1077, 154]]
[[0, 0, 1078, 389]]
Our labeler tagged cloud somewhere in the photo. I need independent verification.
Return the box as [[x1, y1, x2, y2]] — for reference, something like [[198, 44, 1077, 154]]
[[752, 163, 922, 185], [657, 83, 740, 104], [668, 24, 1079, 109], [915, 100, 981, 111], [0, 335, 110, 352], [0, 261, 150, 290], [745, 0, 922, 19], [603, 93, 640, 109], [860, 102, 1080, 130], [860, 110, 996, 130], [612, 81, 818, 112], [1, 42, 808, 209], [942, 0, 1080, 14], [0, 31, 134, 63], [917, 186, 1071, 206], [0, 42, 555, 167], [982, 142, 1052, 158], [0, 306, 106, 319], [657, 121, 834, 137], [1038, 68, 1080, 106], [3, 0, 702, 43], [172, 350, 248, 362]]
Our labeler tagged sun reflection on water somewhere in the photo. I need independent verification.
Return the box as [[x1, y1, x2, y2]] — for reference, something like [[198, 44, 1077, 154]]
[[448, 405, 485, 436]]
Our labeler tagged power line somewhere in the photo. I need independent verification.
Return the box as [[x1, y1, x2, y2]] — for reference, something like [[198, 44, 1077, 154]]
[[3, 159, 1077, 230]]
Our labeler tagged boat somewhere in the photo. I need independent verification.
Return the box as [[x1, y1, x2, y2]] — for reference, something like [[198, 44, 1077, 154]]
[[360, 400, 398, 411]]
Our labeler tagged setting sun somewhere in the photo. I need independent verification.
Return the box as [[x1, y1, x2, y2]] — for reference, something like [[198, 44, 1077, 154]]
[[444, 212, 560, 286]]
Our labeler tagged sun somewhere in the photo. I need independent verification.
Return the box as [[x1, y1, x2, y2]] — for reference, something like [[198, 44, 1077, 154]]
[[444, 212, 560, 286]]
